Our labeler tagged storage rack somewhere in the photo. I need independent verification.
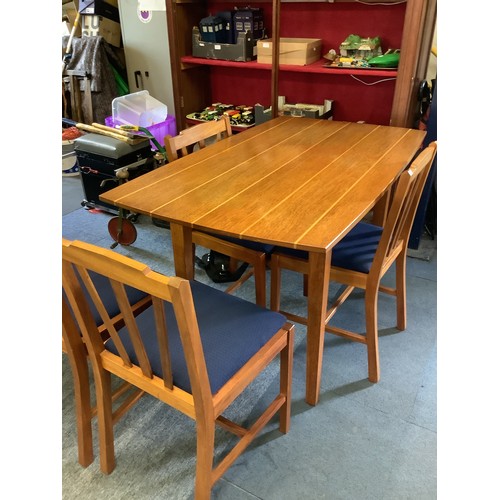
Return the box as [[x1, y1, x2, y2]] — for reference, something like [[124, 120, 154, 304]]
[[166, 0, 436, 131]]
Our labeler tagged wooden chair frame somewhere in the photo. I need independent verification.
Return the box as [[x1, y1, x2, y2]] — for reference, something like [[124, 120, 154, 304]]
[[164, 114, 232, 160], [164, 115, 269, 307], [62, 238, 294, 499], [270, 142, 437, 383]]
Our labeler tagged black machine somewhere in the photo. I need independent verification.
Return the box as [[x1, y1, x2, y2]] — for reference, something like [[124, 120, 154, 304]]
[[74, 133, 156, 214], [73, 132, 157, 248]]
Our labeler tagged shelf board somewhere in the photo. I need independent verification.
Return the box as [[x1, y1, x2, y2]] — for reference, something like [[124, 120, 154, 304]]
[[182, 56, 270, 71], [181, 56, 398, 77]]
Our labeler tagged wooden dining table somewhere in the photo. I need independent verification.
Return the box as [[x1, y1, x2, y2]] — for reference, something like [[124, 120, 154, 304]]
[[101, 116, 426, 406]]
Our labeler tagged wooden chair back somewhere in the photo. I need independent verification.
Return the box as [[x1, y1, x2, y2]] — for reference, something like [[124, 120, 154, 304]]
[[164, 115, 232, 161], [62, 238, 294, 498], [370, 141, 437, 277]]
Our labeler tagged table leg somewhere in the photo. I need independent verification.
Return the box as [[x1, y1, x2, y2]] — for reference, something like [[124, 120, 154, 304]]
[[371, 189, 390, 226], [170, 223, 194, 280], [305, 250, 331, 406]]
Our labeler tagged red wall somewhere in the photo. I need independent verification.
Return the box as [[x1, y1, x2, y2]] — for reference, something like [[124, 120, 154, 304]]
[[206, 2, 406, 125]]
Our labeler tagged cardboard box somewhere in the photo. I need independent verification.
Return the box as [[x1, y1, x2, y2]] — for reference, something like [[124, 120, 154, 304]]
[[62, 0, 82, 37], [81, 14, 121, 47], [257, 38, 322, 66]]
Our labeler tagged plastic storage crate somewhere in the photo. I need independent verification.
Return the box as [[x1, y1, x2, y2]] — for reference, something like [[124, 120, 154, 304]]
[[105, 115, 177, 151], [112, 90, 168, 128]]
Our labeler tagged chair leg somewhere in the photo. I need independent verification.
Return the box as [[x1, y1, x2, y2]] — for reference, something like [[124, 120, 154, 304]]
[[365, 285, 380, 383], [194, 422, 216, 500], [270, 255, 281, 312], [395, 253, 407, 331], [303, 274, 308, 297], [95, 368, 117, 474], [279, 326, 294, 433], [62, 300, 95, 467], [228, 257, 239, 274], [67, 351, 94, 467], [254, 254, 267, 307]]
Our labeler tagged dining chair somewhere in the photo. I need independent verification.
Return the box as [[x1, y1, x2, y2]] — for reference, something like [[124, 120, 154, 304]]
[[62, 238, 294, 499], [164, 115, 273, 307], [164, 114, 232, 160], [269, 141, 437, 383], [62, 272, 151, 467]]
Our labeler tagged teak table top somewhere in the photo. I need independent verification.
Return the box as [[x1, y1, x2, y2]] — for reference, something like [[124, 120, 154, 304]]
[[102, 116, 426, 405]]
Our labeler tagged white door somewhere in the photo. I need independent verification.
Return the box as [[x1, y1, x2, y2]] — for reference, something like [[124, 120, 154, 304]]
[[118, 0, 175, 118]]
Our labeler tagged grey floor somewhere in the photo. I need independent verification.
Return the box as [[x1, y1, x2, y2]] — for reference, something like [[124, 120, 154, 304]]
[[62, 175, 437, 499]]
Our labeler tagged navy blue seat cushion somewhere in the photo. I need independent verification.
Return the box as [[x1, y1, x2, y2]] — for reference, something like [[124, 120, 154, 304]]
[[105, 280, 287, 394], [205, 232, 275, 254], [275, 222, 383, 274], [64, 269, 149, 325]]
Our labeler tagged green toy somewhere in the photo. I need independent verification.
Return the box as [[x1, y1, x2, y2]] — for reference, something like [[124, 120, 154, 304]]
[[368, 50, 400, 68]]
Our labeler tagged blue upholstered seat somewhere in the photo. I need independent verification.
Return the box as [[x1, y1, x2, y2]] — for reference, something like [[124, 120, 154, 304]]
[[105, 280, 286, 394], [79, 270, 149, 323], [274, 222, 383, 274], [212, 233, 275, 254]]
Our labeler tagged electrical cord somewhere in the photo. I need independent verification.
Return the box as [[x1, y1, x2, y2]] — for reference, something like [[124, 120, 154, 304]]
[[349, 75, 397, 85]]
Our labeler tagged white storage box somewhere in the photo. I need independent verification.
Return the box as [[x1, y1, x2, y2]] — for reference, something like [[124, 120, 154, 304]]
[[112, 90, 168, 128]]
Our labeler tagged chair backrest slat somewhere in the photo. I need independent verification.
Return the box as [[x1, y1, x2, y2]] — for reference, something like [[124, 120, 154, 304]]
[[110, 278, 153, 378], [73, 264, 133, 365], [152, 296, 173, 389], [62, 260, 108, 361], [164, 115, 232, 162], [372, 142, 437, 273]]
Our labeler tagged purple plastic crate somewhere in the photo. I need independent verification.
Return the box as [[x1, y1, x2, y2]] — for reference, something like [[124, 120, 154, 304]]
[[105, 115, 177, 151]]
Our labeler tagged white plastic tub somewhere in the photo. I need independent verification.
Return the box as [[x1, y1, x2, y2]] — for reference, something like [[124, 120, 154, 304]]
[[112, 90, 168, 127]]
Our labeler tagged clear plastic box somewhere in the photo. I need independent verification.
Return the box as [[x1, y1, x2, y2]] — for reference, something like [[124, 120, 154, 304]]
[[112, 90, 168, 127]]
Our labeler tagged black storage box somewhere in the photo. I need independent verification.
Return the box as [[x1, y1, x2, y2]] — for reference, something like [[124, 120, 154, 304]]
[[74, 133, 155, 214], [192, 27, 257, 62]]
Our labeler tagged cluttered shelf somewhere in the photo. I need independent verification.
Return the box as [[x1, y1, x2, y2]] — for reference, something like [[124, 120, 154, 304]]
[[181, 55, 398, 78]]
